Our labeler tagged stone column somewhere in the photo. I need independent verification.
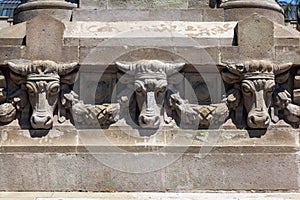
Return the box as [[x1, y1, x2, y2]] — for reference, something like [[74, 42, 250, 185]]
[[13, 0, 77, 24], [222, 0, 284, 24]]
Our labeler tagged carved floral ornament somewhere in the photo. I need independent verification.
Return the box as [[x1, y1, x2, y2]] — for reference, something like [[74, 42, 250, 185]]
[[0, 59, 298, 135]]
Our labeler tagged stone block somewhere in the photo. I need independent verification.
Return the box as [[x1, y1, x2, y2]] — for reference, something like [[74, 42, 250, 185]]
[[275, 46, 300, 64], [77, 154, 166, 192], [107, 0, 188, 9], [237, 14, 275, 60], [26, 14, 65, 62], [80, 0, 107, 8], [0, 46, 25, 64], [78, 72, 117, 104], [203, 8, 224, 22], [0, 129, 299, 191], [165, 152, 299, 191], [0, 23, 26, 46], [188, 0, 210, 8], [61, 46, 79, 63], [72, 9, 205, 22], [72, 9, 150, 22], [220, 46, 240, 63]]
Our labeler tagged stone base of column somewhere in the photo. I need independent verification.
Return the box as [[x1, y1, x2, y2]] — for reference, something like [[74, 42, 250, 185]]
[[222, 0, 284, 24], [14, 0, 76, 24]]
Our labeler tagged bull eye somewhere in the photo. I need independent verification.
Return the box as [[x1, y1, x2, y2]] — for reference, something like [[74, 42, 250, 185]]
[[242, 85, 251, 94], [157, 87, 167, 94], [48, 82, 60, 95], [26, 83, 37, 96], [135, 87, 144, 95], [266, 87, 275, 95]]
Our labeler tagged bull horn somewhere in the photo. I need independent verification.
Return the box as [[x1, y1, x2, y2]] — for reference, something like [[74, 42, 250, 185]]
[[115, 62, 135, 72], [58, 62, 79, 76], [7, 62, 29, 76], [274, 63, 293, 75], [166, 63, 185, 75], [222, 63, 244, 75]]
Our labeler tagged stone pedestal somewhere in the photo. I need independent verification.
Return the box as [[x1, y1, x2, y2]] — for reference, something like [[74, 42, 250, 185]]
[[222, 0, 284, 24], [13, 0, 76, 24], [0, 127, 299, 192]]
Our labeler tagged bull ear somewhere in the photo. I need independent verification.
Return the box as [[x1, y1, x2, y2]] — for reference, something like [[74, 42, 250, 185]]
[[165, 63, 185, 75], [221, 71, 240, 84], [10, 72, 26, 85], [7, 61, 28, 76], [276, 71, 290, 84], [274, 63, 292, 75], [168, 72, 184, 85], [61, 71, 78, 85], [58, 62, 79, 76]]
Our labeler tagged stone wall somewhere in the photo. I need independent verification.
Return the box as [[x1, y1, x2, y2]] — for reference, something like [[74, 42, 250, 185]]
[[0, 0, 299, 192]]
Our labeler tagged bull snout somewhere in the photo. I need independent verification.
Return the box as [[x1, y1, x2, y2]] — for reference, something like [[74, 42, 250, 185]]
[[247, 112, 270, 129], [30, 112, 53, 129], [139, 114, 160, 128]]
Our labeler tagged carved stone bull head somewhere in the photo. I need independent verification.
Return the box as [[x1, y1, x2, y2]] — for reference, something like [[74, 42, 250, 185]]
[[116, 60, 185, 128], [8, 60, 78, 129], [221, 60, 292, 129]]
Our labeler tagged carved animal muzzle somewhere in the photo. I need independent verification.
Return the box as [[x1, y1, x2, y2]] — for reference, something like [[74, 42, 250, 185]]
[[8, 60, 79, 130], [27, 77, 60, 129], [221, 60, 292, 129], [116, 60, 185, 129], [242, 79, 274, 129], [138, 91, 161, 128]]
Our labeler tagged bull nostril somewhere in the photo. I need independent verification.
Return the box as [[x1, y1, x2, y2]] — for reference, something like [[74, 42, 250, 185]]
[[31, 114, 53, 129], [250, 116, 256, 125], [265, 116, 270, 125], [44, 116, 52, 125], [139, 115, 160, 128]]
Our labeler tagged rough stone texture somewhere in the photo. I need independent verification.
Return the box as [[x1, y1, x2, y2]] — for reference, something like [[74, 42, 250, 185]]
[[107, 0, 188, 9], [188, 0, 210, 8], [80, 0, 107, 8], [72, 9, 206, 22], [0, 0, 299, 193], [0, 129, 299, 191], [26, 15, 65, 62], [237, 14, 275, 60], [78, 0, 212, 9], [203, 8, 224, 22], [165, 153, 298, 191], [275, 46, 300, 64], [78, 46, 219, 66], [0, 46, 25, 63], [0, 23, 25, 45]]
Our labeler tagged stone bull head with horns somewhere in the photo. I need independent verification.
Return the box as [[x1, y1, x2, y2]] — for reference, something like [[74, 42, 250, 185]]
[[8, 60, 79, 129], [116, 60, 185, 128], [221, 60, 292, 129]]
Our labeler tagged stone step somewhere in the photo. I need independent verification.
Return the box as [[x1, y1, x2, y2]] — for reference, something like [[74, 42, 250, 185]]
[[79, 0, 215, 9], [72, 8, 224, 22], [1, 192, 300, 200]]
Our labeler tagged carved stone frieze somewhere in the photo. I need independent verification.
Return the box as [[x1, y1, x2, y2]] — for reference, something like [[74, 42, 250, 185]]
[[8, 60, 79, 129], [116, 60, 185, 129], [169, 92, 230, 129], [6, 59, 120, 131], [220, 60, 293, 129], [0, 58, 298, 133], [0, 71, 17, 124]]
